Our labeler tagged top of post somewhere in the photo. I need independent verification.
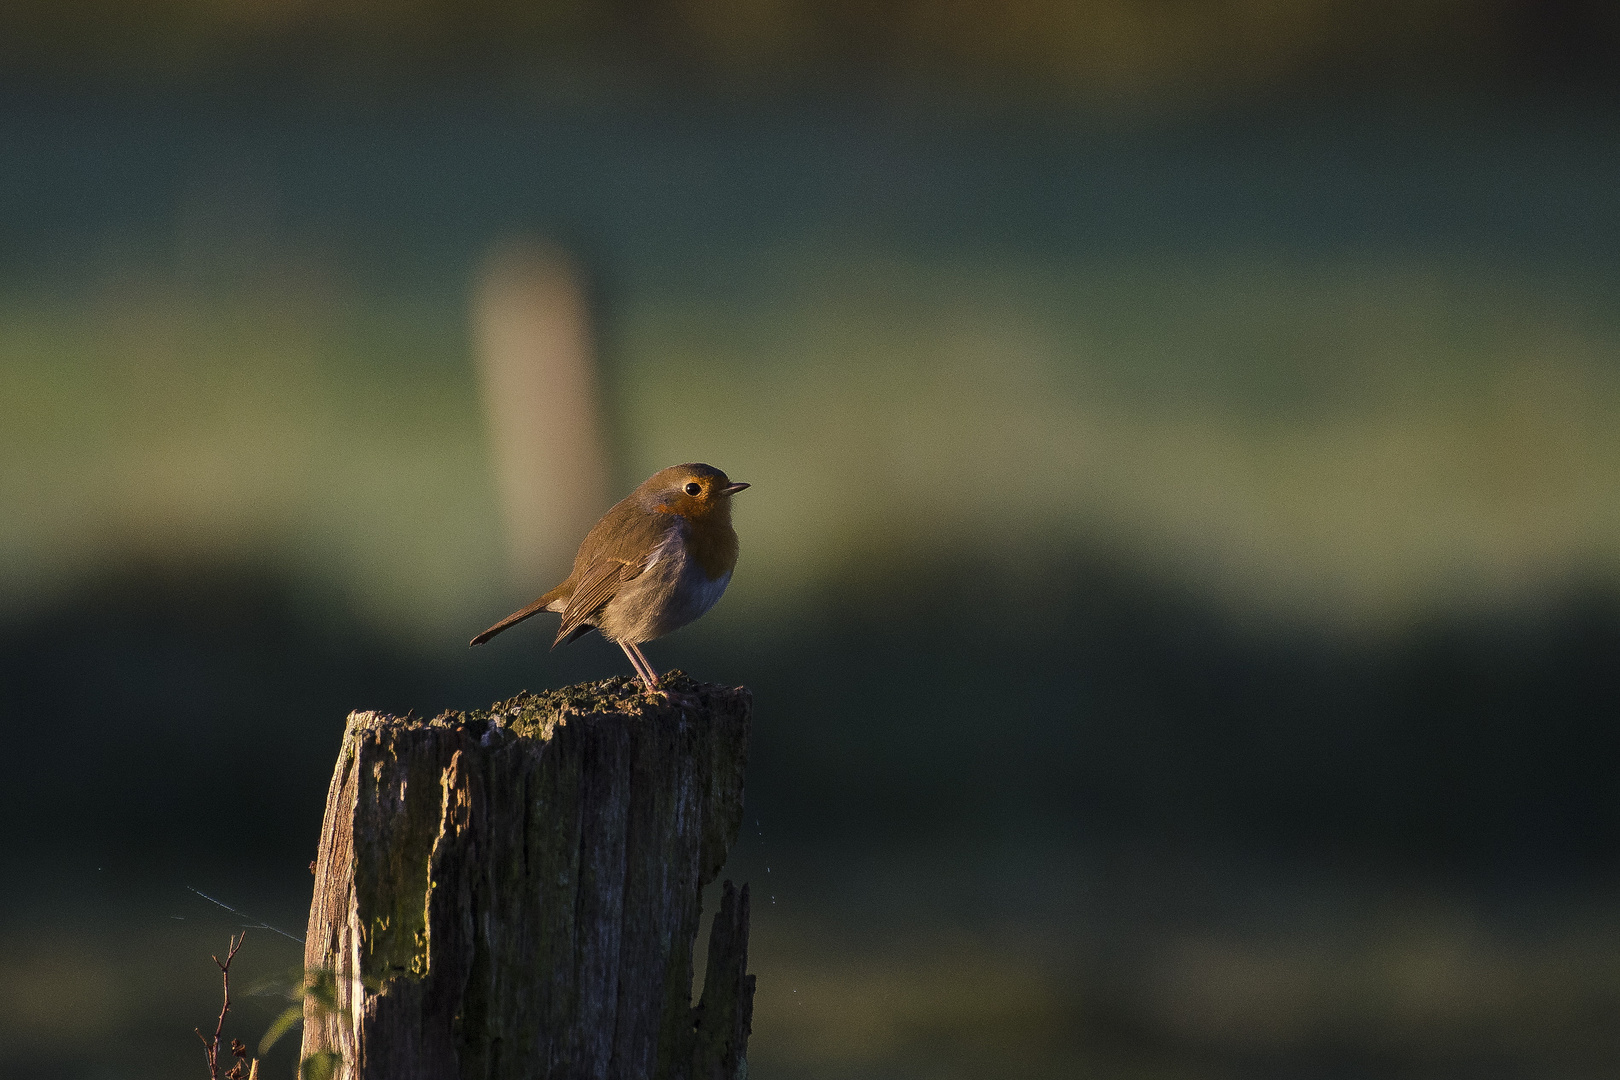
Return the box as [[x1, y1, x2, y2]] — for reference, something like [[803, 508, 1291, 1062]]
[[345, 670, 752, 745]]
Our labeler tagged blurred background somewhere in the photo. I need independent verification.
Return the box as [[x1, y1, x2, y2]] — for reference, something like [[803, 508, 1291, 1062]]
[[4, 2, 1620, 1077]]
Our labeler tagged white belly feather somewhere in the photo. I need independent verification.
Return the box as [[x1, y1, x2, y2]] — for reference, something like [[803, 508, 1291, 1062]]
[[596, 525, 732, 643]]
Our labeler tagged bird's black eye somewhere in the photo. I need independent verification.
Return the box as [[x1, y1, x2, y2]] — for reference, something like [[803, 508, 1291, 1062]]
[[684, 482, 702, 496]]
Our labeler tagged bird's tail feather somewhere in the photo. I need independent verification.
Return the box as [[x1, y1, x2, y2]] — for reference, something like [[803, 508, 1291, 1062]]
[[469, 590, 562, 646], [555, 623, 597, 647]]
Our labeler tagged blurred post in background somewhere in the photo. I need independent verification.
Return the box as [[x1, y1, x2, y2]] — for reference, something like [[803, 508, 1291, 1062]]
[[472, 241, 609, 591]]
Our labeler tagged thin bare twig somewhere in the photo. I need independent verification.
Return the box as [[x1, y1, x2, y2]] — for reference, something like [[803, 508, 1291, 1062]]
[[195, 931, 246, 1080]]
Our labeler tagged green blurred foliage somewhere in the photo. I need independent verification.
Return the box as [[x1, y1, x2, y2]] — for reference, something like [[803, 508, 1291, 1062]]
[[7, 243, 1620, 638], [255, 965, 343, 1058]]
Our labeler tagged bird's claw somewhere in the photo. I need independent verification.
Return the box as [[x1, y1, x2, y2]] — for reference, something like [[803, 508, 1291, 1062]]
[[640, 683, 698, 709]]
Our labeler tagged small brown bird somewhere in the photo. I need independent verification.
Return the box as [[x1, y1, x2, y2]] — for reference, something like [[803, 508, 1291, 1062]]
[[471, 463, 748, 693]]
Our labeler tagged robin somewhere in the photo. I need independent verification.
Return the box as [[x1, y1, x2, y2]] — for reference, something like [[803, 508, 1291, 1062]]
[[471, 463, 748, 693]]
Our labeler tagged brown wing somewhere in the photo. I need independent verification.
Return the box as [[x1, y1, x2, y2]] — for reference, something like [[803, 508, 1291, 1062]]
[[470, 489, 671, 649], [553, 557, 638, 645], [547, 492, 676, 645]]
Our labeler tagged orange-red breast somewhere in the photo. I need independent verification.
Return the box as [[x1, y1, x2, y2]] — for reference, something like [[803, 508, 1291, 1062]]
[[470, 463, 748, 692]]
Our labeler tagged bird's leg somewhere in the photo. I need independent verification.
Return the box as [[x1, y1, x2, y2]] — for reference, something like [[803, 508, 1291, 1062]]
[[627, 642, 661, 689], [629, 642, 699, 706], [618, 640, 660, 694]]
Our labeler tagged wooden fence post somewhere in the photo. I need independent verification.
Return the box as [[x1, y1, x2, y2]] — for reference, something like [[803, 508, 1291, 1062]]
[[300, 674, 754, 1080]]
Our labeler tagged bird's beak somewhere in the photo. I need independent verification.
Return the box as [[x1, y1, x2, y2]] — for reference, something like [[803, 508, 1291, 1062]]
[[721, 482, 750, 496]]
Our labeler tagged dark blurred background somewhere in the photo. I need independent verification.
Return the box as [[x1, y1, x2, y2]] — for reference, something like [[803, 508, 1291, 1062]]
[[4, 2, 1620, 1077]]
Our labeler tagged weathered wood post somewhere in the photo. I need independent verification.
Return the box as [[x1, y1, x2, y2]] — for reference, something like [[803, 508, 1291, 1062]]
[[300, 673, 754, 1080]]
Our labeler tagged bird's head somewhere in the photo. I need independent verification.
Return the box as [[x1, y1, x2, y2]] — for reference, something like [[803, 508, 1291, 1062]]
[[640, 463, 749, 520]]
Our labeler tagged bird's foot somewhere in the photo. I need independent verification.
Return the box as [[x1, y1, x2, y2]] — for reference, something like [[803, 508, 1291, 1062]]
[[638, 680, 698, 708]]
